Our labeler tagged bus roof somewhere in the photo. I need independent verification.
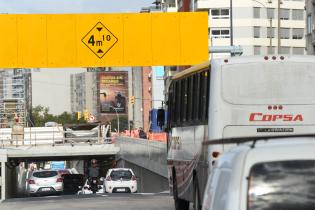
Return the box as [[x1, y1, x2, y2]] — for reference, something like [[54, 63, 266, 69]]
[[172, 60, 210, 80]]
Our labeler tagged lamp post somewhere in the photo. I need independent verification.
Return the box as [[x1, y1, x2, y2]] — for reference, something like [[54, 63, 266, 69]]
[[277, 0, 281, 54], [112, 107, 120, 135], [252, 0, 273, 50]]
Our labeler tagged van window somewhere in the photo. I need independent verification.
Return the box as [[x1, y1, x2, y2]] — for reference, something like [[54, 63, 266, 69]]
[[248, 160, 315, 210]]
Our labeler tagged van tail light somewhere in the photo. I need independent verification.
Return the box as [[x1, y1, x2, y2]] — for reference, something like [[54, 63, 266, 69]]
[[131, 175, 137, 181], [28, 179, 35, 184], [106, 176, 111, 181], [56, 178, 63, 183]]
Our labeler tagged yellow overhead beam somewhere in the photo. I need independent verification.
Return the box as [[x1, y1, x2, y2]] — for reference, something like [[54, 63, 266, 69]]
[[0, 12, 209, 68]]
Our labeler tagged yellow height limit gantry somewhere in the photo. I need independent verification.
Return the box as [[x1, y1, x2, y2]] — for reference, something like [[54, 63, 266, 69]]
[[0, 12, 209, 68]]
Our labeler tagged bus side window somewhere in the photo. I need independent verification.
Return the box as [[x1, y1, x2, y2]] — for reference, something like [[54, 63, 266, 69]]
[[175, 80, 181, 125], [206, 70, 210, 121], [187, 76, 193, 124], [199, 71, 208, 122], [181, 78, 188, 123], [168, 83, 174, 128], [193, 74, 200, 123]]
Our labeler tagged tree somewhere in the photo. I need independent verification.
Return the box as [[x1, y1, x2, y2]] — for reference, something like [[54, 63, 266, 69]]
[[30, 105, 86, 127]]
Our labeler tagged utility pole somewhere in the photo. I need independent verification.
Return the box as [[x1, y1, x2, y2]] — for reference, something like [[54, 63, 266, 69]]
[[277, 0, 281, 54], [269, 18, 272, 50], [230, 0, 233, 47]]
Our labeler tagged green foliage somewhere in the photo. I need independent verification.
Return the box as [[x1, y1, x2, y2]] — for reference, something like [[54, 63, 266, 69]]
[[30, 105, 86, 127]]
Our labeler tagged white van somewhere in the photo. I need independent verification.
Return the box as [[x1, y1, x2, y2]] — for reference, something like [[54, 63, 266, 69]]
[[202, 136, 315, 210]]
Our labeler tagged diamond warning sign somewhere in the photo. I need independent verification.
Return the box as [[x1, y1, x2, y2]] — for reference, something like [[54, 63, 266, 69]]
[[82, 22, 118, 59]]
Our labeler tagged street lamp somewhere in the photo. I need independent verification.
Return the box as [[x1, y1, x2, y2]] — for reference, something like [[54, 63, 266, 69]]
[[252, 0, 273, 50], [111, 107, 120, 135]]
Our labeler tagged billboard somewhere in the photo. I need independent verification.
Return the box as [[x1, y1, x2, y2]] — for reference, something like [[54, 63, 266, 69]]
[[99, 72, 128, 114]]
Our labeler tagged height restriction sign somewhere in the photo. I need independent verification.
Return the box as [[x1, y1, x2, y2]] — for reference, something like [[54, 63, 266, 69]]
[[82, 22, 118, 59]]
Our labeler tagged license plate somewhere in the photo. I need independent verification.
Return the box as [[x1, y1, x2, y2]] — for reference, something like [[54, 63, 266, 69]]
[[117, 188, 125, 192], [41, 188, 51, 192]]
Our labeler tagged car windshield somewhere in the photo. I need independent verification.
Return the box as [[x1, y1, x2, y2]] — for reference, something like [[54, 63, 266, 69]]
[[110, 170, 132, 181], [248, 160, 315, 210], [32, 171, 58, 178]]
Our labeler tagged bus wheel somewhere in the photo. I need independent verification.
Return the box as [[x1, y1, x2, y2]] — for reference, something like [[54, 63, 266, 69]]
[[173, 168, 189, 210], [193, 175, 202, 210]]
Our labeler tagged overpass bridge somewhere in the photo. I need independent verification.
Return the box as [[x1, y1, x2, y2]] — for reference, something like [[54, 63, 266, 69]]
[[0, 126, 168, 201]]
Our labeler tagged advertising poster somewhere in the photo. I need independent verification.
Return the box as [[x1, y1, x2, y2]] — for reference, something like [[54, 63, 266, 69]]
[[99, 72, 128, 114]]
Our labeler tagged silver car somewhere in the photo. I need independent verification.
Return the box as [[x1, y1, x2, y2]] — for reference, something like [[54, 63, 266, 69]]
[[27, 170, 63, 196]]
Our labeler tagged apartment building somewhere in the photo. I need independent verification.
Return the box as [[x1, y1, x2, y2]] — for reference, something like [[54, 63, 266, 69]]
[[164, 0, 306, 56], [70, 71, 98, 116], [0, 69, 32, 127], [306, 0, 315, 54]]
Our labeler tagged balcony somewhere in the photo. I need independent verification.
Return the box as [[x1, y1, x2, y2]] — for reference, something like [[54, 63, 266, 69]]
[[194, 0, 211, 10]]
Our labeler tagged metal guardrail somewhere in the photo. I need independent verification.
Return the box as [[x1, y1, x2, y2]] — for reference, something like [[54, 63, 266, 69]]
[[0, 126, 112, 147]]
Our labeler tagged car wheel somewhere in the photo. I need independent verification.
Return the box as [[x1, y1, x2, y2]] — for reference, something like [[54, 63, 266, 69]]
[[173, 168, 189, 210]]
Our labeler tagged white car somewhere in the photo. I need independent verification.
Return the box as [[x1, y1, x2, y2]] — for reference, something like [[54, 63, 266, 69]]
[[104, 168, 137, 193], [202, 137, 315, 210], [27, 170, 63, 196]]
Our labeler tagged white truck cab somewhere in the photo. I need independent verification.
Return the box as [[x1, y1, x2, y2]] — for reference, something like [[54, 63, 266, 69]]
[[202, 137, 315, 210]]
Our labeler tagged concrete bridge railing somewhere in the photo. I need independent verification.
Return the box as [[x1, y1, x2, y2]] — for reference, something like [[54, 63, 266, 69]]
[[115, 137, 168, 178]]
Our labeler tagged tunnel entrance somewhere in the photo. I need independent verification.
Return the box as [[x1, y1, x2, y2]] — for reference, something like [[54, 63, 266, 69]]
[[4, 155, 116, 199]]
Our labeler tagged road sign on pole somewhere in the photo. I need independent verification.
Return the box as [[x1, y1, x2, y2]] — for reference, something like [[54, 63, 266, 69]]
[[0, 12, 208, 68]]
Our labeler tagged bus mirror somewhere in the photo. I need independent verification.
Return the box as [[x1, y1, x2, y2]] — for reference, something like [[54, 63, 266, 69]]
[[157, 109, 165, 128]]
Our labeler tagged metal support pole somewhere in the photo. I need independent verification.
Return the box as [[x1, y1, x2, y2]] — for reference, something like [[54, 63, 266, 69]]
[[113, 108, 120, 135], [230, 0, 234, 48], [269, 18, 273, 50], [1, 161, 6, 201], [277, 0, 281, 54]]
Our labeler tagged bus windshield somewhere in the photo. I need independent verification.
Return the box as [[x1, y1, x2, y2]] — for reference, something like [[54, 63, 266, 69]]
[[222, 62, 315, 105]]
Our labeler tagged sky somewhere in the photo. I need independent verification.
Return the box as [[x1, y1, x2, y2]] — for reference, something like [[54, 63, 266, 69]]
[[0, 0, 153, 115], [0, 0, 151, 14]]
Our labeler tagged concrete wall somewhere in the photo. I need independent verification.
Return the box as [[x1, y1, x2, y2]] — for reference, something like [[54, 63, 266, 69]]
[[142, 67, 152, 132], [117, 159, 169, 193], [116, 137, 168, 178], [131, 67, 144, 129]]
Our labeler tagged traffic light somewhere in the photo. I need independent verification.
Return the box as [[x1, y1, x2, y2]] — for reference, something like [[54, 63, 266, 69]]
[[130, 96, 135, 105], [77, 111, 81, 120], [83, 110, 89, 120]]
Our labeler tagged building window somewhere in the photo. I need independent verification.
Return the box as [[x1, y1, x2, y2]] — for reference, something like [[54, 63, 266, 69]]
[[292, 28, 304, 39], [254, 27, 261, 38], [254, 46, 261, 55], [279, 47, 290, 54], [292, 9, 303, 20], [280, 28, 290, 39], [307, 15, 313, 34], [211, 29, 230, 38], [292, 47, 304, 55], [210, 8, 230, 19], [267, 27, 275, 38], [267, 8, 275, 19], [254, 7, 260, 19], [280, 9, 290, 20]]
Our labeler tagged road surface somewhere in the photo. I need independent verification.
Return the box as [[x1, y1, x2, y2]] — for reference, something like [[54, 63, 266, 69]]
[[0, 193, 176, 210]]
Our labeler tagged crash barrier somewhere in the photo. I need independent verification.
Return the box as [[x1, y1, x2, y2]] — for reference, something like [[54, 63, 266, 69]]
[[0, 125, 112, 147]]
